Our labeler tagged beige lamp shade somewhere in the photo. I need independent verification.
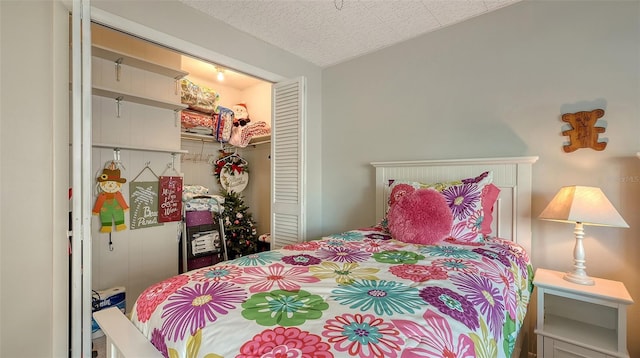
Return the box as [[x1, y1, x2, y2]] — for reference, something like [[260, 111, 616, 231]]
[[539, 186, 628, 228]]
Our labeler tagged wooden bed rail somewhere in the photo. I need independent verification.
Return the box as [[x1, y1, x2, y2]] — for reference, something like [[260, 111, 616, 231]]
[[93, 307, 162, 358]]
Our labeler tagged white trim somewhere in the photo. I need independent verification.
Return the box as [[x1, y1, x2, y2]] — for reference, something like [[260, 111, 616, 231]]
[[81, 2, 93, 357], [371, 156, 539, 167], [70, 2, 82, 356]]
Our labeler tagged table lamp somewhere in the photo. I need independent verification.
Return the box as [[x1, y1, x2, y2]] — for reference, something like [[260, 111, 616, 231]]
[[538, 186, 628, 285]]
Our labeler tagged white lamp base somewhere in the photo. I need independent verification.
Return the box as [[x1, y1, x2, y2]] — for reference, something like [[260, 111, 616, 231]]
[[563, 271, 595, 286], [564, 222, 595, 286]]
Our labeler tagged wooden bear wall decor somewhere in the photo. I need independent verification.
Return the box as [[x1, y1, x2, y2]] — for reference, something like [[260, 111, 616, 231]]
[[561, 108, 607, 153]]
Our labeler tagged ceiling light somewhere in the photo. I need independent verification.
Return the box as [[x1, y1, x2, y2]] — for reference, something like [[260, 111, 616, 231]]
[[216, 68, 225, 81]]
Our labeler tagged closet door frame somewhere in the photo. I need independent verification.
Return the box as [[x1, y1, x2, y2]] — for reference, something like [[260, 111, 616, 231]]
[[70, 1, 94, 357]]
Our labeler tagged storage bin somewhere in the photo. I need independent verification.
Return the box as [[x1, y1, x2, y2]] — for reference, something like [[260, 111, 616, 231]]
[[185, 210, 213, 227]]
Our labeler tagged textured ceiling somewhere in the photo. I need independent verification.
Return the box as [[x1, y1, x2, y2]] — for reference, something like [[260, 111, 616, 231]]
[[179, 0, 522, 68]]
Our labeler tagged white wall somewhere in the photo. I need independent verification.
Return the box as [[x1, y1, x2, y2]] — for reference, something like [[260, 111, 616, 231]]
[[321, 1, 640, 356], [0, 1, 69, 357]]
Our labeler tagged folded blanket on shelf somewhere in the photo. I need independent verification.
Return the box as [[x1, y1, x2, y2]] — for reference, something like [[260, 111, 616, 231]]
[[182, 184, 210, 200], [180, 78, 219, 114], [184, 197, 225, 213], [182, 185, 225, 213], [181, 109, 215, 135], [229, 121, 271, 147]]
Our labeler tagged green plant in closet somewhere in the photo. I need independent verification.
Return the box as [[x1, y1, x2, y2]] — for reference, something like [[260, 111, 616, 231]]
[[217, 190, 258, 258]]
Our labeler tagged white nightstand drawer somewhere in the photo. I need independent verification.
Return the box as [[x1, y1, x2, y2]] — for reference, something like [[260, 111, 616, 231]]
[[543, 337, 614, 358]]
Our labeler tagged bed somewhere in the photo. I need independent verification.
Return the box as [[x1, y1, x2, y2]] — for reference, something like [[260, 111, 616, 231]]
[[94, 156, 538, 358]]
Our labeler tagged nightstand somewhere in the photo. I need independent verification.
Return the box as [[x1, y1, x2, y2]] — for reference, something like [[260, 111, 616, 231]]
[[533, 268, 634, 358]]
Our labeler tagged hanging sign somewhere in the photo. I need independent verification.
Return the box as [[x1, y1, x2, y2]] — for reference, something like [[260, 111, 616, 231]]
[[129, 181, 162, 230], [220, 166, 249, 193], [214, 152, 250, 193], [158, 176, 183, 223]]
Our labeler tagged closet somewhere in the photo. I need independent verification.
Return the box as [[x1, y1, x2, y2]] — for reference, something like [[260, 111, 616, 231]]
[[88, 23, 273, 315]]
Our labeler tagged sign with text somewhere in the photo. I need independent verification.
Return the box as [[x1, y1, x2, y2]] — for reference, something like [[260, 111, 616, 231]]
[[158, 176, 183, 223], [129, 181, 162, 230], [220, 167, 249, 193]]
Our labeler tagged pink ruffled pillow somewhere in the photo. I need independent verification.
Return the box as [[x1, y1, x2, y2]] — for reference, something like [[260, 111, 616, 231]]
[[387, 188, 454, 245], [480, 183, 501, 236]]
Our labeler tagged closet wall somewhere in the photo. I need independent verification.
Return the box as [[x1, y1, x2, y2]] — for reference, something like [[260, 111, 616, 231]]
[[90, 24, 272, 312], [90, 24, 186, 312]]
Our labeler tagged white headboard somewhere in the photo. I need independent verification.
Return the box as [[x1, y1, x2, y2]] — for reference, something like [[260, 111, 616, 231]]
[[371, 156, 538, 255]]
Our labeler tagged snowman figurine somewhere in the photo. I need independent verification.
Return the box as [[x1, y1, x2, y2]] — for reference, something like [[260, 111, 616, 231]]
[[229, 103, 251, 147]]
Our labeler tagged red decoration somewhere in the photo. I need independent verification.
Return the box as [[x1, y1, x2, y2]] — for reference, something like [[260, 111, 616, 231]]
[[231, 164, 243, 174], [213, 150, 248, 184], [158, 176, 183, 222]]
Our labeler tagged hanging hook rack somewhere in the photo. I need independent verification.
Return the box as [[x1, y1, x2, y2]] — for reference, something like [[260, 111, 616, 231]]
[[114, 57, 123, 82], [131, 161, 159, 182], [173, 109, 180, 127], [162, 152, 182, 176], [198, 140, 205, 162], [115, 96, 123, 118], [111, 148, 126, 170]]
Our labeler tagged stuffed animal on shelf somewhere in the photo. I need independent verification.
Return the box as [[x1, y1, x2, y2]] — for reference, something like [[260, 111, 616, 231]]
[[229, 103, 271, 147], [232, 103, 250, 126], [93, 165, 129, 233], [230, 103, 251, 147]]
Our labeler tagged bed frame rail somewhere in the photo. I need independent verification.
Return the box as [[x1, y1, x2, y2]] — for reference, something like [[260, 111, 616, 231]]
[[93, 307, 162, 358]]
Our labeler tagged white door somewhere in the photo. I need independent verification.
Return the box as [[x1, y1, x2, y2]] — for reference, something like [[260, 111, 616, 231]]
[[271, 77, 306, 249]]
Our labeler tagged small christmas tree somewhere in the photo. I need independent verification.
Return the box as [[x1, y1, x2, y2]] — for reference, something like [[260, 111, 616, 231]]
[[217, 190, 258, 258]]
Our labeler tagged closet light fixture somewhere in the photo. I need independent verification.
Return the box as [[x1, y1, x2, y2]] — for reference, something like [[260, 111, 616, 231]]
[[216, 68, 225, 82]]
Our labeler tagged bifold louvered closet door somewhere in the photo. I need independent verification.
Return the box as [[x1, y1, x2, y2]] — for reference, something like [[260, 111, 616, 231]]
[[271, 77, 306, 249]]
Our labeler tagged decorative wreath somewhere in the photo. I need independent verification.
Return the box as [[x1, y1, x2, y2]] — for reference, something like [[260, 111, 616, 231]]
[[213, 150, 249, 184]]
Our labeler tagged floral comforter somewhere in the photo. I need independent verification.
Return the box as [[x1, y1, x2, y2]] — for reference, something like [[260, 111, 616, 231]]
[[131, 227, 533, 358]]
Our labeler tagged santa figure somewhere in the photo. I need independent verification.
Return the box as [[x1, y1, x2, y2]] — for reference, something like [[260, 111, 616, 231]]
[[229, 103, 272, 148], [232, 103, 250, 126]]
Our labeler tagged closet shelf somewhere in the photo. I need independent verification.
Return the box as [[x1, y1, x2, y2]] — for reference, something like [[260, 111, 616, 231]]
[[93, 142, 188, 154], [93, 86, 188, 111], [92, 44, 189, 79], [180, 132, 271, 146]]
